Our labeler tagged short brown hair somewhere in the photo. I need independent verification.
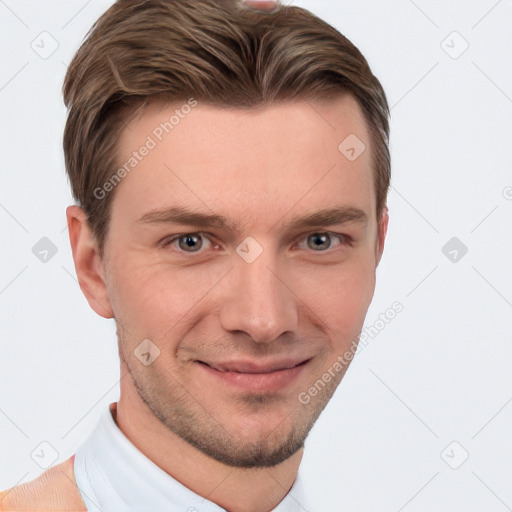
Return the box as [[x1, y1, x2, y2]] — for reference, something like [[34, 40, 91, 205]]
[[63, 0, 390, 256]]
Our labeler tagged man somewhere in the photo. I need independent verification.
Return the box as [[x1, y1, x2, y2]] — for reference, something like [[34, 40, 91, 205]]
[[0, 0, 390, 510]]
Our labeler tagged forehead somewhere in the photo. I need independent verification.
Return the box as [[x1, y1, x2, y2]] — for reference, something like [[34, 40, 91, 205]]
[[112, 96, 375, 231]]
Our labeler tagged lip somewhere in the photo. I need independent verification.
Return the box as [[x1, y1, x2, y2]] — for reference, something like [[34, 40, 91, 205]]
[[205, 358, 309, 373], [196, 358, 311, 393]]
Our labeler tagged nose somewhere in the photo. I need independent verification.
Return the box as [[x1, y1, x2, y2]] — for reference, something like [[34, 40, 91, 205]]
[[219, 250, 298, 344]]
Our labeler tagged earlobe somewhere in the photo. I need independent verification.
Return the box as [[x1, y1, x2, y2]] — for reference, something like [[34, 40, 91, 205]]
[[375, 206, 389, 267], [66, 205, 114, 319]]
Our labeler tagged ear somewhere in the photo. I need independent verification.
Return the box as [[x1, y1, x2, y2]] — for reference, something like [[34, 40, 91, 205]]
[[375, 206, 389, 268], [66, 205, 114, 319]]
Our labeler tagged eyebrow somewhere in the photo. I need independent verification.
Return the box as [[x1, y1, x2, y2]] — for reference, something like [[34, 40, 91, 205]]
[[137, 205, 368, 235]]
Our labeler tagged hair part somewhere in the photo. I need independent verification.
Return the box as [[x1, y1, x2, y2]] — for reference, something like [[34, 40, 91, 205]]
[[63, 0, 390, 256]]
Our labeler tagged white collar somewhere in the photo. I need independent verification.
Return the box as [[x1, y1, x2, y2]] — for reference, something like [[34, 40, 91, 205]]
[[73, 402, 310, 512]]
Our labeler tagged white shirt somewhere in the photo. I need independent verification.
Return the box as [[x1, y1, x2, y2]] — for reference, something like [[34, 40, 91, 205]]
[[74, 402, 311, 512]]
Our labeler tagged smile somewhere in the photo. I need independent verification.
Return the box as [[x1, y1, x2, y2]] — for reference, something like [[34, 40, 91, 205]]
[[195, 358, 311, 393]]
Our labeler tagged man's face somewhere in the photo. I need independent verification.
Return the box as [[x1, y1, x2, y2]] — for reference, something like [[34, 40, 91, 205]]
[[98, 95, 387, 467]]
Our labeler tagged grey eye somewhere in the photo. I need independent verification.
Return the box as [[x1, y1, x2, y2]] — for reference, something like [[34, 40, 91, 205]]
[[306, 233, 332, 251], [178, 234, 204, 252]]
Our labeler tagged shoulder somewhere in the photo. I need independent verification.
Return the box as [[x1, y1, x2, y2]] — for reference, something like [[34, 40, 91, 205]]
[[0, 454, 87, 511]]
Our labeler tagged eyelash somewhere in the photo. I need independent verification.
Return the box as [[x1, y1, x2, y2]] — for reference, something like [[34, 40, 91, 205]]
[[160, 231, 352, 255]]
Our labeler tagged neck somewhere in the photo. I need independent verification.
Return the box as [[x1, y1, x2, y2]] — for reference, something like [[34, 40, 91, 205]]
[[116, 373, 303, 512]]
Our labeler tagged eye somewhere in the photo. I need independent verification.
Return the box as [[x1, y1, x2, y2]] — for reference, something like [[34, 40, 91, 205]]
[[162, 232, 214, 253], [161, 231, 350, 255], [296, 232, 349, 252]]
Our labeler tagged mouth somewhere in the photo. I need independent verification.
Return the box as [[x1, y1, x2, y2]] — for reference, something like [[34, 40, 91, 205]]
[[195, 358, 312, 392]]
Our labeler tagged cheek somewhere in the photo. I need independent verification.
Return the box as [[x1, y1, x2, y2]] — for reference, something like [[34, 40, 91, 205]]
[[294, 258, 376, 337], [108, 258, 223, 338], [107, 260, 171, 333]]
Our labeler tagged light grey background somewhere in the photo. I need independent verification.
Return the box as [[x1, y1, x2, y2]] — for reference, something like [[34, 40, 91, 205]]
[[1, 0, 511, 510]]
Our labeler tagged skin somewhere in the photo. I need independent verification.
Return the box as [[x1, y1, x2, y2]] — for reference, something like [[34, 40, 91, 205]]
[[239, 0, 282, 13], [67, 94, 388, 512]]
